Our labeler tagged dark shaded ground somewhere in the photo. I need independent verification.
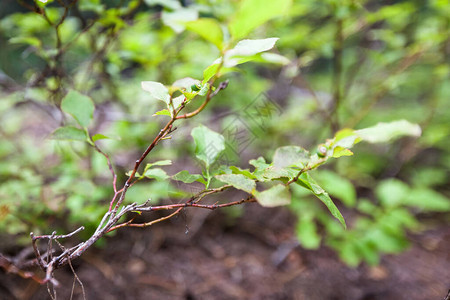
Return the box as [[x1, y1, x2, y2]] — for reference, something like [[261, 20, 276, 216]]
[[1, 205, 449, 300]]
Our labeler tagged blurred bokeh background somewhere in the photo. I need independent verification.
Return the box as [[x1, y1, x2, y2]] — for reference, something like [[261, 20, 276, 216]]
[[0, 0, 449, 299]]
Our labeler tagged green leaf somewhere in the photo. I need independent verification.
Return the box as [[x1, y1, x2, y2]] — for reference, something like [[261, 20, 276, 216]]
[[332, 146, 354, 158], [273, 146, 309, 169], [229, 166, 257, 180], [404, 188, 450, 212], [143, 168, 169, 181], [9, 36, 41, 48], [296, 215, 321, 249], [228, 0, 292, 40], [186, 18, 224, 50], [224, 38, 279, 67], [92, 133, 113, 142], [355, 120, 421, 143], [144, 0, 181, 10], [376, 179, 409, 207], [203, 63, 220, 83], [314, 170, 356, 207], [145, 160, 172, 168], [153, 109, 171, 117], [249, 157, 270, 169], [172, 77, 200, 91], [259, 52, 291, 65], [49, 126, 87, 141], [141, 81, 171, 104], [215, 174, 256, 193], [296, 173, 346, 228], [191, 125, 225, 168], [254, 184, 291, 207], [172, 170, 206, 184], [61, 90, 95, 128], [161, 8, 198, 33]]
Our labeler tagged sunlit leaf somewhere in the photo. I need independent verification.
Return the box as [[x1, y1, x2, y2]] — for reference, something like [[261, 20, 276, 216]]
[[141, 81, 170, 104], [224, 38, 279, 67], [355, 120, 421, 143]]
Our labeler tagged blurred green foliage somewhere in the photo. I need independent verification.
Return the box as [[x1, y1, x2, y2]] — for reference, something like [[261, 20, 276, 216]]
[[0, 0, 448, 267]]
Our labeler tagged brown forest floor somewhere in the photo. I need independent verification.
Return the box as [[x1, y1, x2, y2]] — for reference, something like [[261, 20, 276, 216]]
[[1, 205, 449, 300]]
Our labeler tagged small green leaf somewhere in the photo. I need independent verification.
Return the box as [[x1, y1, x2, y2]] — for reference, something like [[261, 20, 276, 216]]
[[254, 184, 291, 207], [186, 18, 224, 50], [228, 0, 292, 40], [143, 168, 169, 181], [203, 63, 220, 83], [50, 126, 87, 141], [355, 120, 421, 143], [215, 174, 255, 193], [229, 166, 257, 180], [61, 90, 95, 128], [141, 81, 171, 104], [296, 173, 346, 228], [92, 133, 112, 142], [153, 109, 171, 117], [145, 160, 172, 169], [273, 146, 309, 169], [172, 170, 206, 184], [332, 146, 354, 158], [191, 125, 225, 168]]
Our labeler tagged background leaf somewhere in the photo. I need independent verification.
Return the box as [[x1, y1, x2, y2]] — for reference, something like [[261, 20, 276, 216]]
[[49, 126, 87, 141], [61, 90, 94, 128], [228, 0, 292, 40], [186, 18, 224, 50]]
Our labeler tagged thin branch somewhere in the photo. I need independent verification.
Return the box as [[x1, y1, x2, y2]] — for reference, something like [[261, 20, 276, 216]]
[[176, 80, 229, 119]]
